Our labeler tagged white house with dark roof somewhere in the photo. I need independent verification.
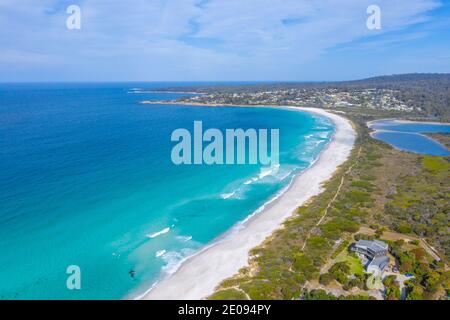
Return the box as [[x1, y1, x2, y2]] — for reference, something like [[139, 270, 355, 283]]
[[351, 240, 390, 275], [367, 255, 390, 275]]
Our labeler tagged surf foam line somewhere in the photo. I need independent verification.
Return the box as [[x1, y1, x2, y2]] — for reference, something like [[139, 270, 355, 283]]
[[134, 121, 332, 300], [137, 106, 354, 300], [146, 227, 170, 239]]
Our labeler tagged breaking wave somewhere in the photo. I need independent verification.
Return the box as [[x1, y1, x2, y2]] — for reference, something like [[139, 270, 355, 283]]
[[146, 227, 170, 239]]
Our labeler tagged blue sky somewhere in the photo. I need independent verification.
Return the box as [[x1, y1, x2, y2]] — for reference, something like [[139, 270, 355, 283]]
[[0, 0, 449, 81]]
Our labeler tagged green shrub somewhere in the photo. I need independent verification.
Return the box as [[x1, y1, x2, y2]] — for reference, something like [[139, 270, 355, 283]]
[[319, 273, 333, 286]]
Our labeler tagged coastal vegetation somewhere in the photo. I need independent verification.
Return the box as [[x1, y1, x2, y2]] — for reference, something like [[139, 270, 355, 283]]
[[381, 155, 449, 260], [388, 239, 446, 300], [209, 111, 449, 301]]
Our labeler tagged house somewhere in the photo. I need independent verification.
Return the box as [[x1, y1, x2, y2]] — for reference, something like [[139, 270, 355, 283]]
[[351, 240, 389, 276], [367, 255, 390, 275], [352, 240, 388, 259]]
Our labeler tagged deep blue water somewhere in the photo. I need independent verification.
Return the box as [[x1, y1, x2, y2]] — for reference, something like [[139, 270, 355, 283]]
[[369, 120, 450, 156], [0, 83, 333, 299]]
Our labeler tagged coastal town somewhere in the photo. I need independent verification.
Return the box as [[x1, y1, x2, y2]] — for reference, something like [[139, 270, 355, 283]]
[[171, 87, 414, 113], [142, 73, 450, 122]]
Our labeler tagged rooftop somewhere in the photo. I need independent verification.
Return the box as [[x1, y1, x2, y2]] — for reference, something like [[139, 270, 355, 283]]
[[368, 255, 390, 270], [355, 239, 388, 253]]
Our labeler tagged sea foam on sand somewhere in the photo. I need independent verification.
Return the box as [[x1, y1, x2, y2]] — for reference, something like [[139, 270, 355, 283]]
[[140, 107, 356, 300]]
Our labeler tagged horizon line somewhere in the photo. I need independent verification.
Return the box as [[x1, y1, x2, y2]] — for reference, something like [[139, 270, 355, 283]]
[[2, 72, 450, 85]]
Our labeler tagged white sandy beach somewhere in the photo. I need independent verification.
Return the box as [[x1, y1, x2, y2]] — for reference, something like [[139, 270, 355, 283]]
[[141, 106, 356, 300]]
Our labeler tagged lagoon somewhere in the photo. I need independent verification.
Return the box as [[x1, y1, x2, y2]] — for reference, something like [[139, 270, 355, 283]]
[[369, 120, 450, 156]]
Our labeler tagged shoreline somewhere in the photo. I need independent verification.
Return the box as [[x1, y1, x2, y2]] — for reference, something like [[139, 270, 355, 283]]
[[139, 105, 356, 300], [367, 118, 450, 127], [131, 91, 206, 95], [140, 101, 277, 108]]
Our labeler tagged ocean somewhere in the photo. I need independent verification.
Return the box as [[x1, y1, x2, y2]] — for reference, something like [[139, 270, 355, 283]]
[[0, 83, 333, 299]]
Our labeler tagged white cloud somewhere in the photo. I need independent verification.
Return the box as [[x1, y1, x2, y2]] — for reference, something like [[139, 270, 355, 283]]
[[0, 0, 443, 80]]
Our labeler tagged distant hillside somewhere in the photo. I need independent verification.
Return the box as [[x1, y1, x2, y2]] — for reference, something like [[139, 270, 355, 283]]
[[154, 73, 450, 121], [341, 74, 450, 120], [349, 73, 450, 86]]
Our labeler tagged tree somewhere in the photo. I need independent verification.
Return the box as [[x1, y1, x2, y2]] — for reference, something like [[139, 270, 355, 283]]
[[329, 262, 350, 275], [319, 273, 333, 286], [383, 275, 396, 287], [406, 285, 424, 300], [386, 286, 401, 300], [398, 252, 415, 273], [293, 254, 316, 279], [347, 277, 364, 290], [411, 248, 426, 260], [383, 275, 401, 300], [333, 271, 348, 285], [329, 262, 351, 285], [304, 289, 337, 300], [396, 223, 412, 234], [424, 271, 441, 293]]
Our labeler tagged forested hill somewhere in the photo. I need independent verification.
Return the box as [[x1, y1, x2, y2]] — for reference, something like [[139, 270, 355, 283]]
[[348, 73, 450, 86], [342, 74, 450, 120], [153, 73, 450, 121]]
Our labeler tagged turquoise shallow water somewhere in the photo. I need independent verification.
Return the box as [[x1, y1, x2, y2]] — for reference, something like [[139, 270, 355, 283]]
[[369, 120, 450, 156], [0, 83, 333, 299]]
